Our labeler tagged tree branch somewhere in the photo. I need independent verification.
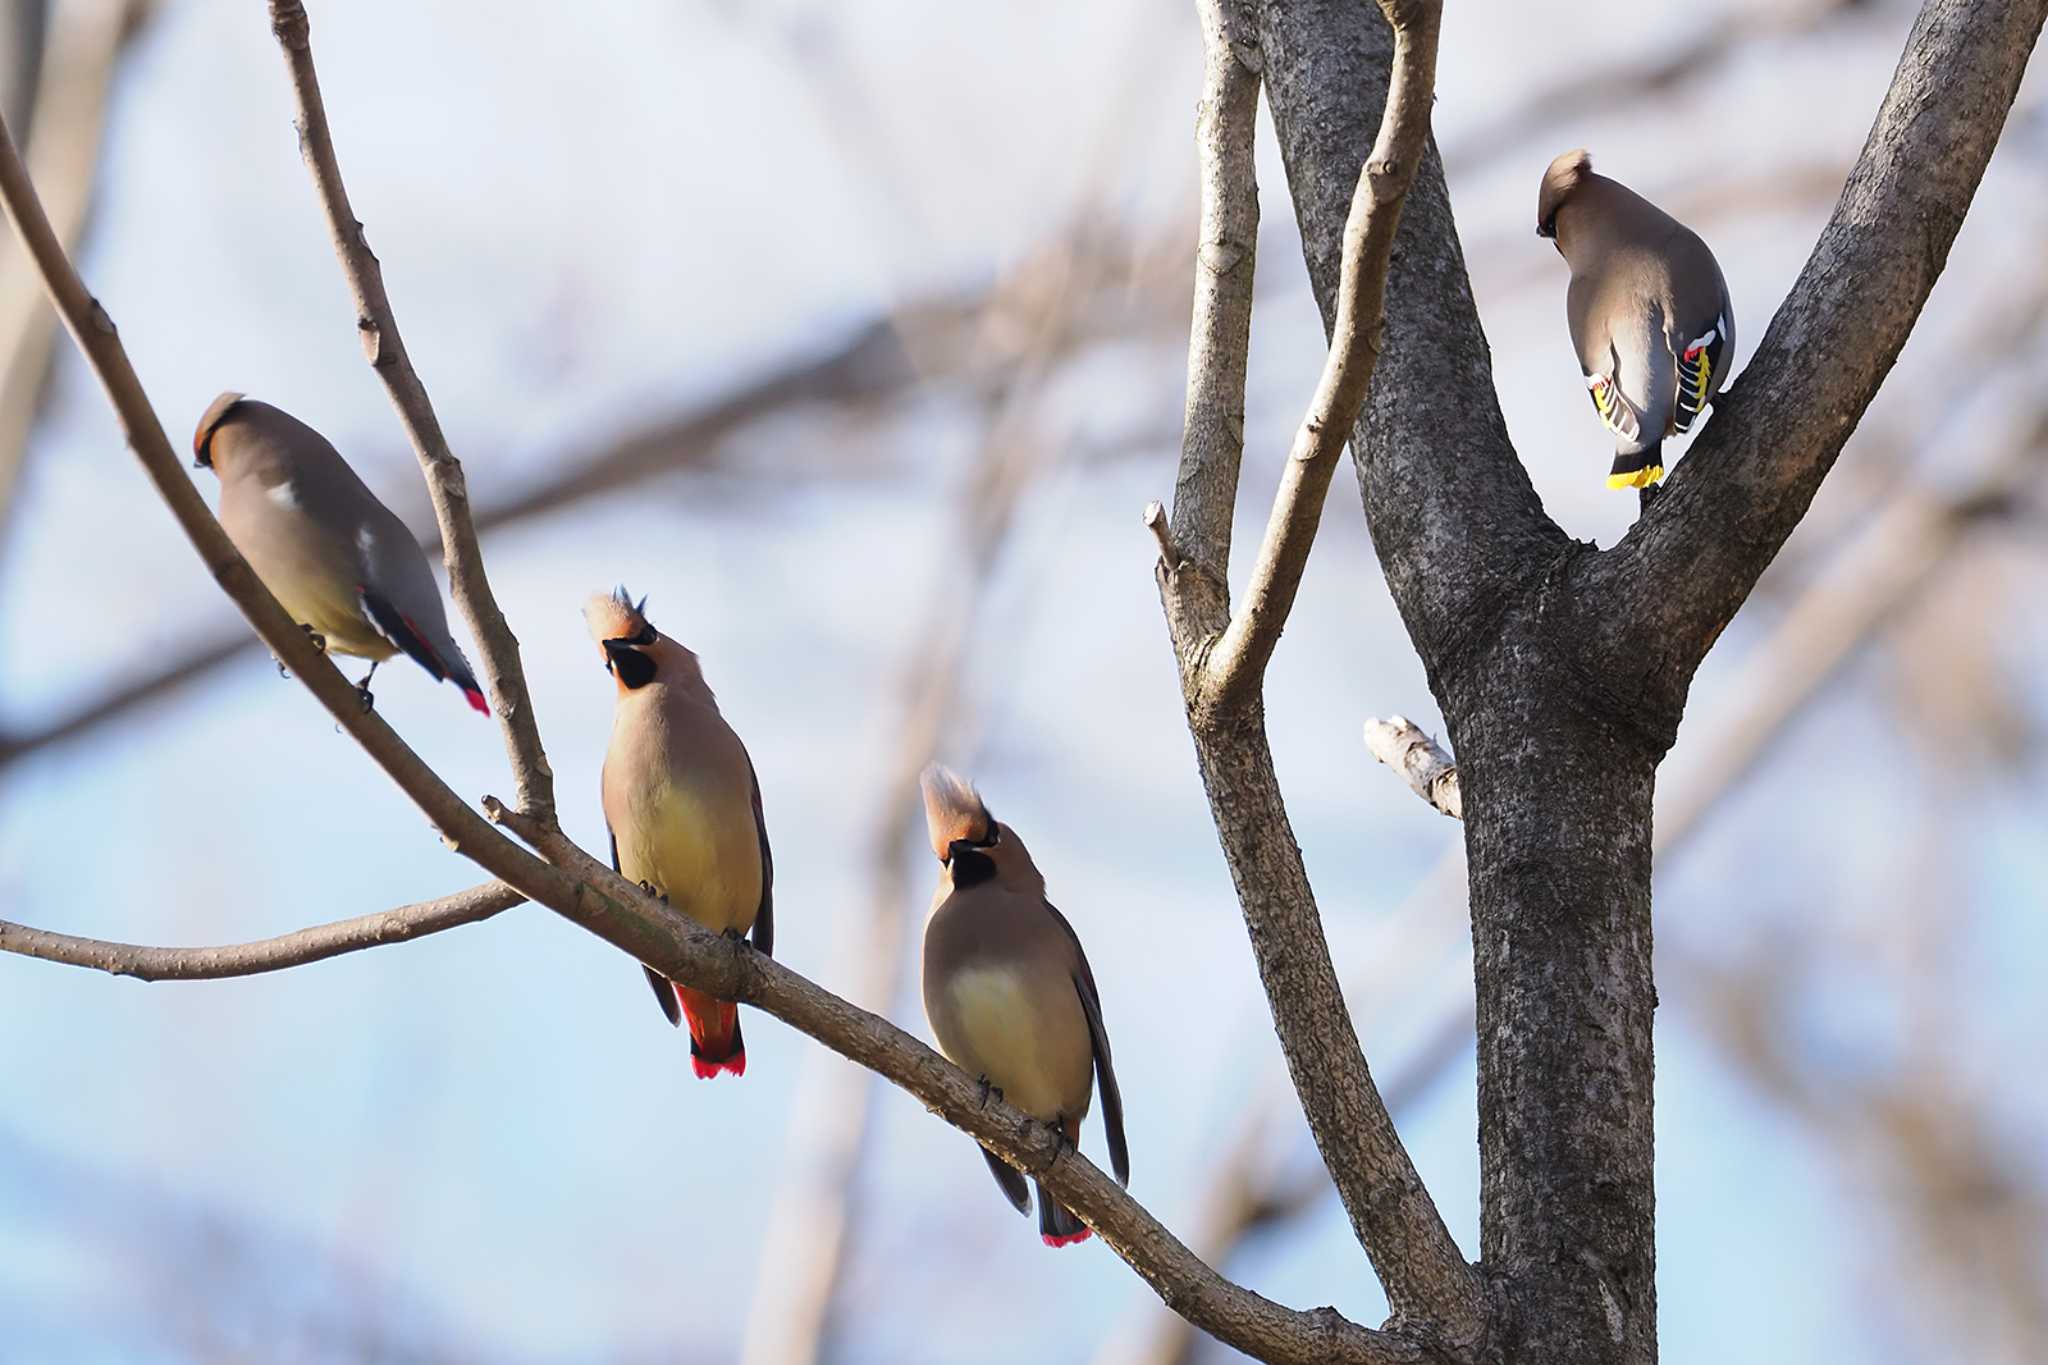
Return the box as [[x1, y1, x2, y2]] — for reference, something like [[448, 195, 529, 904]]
[[1254, 0, 1561, 681], [1155, 0, 1483, 1347], [1607, 0, 2048, 693], [1201, 0, 1440, 702], [1363, 715, 1460, 820], [266, 0, 556, 822], [0, 881, 523, 980], [0, 0, 153, 541], [0, 83, 1419, 1365]]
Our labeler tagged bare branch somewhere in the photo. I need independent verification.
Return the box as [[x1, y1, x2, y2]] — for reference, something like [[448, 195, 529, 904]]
[[1165, 0, 1260, 591], [266, 0, 555, 821], [0, 881, 522, 980], [1254, 0, 1561, 675], [1204, 0, 1440, 701], [1362, 715, 1460, 820], [0, 98, 1418, 1365], [0, 0, 153, 536], [1155, 0, 1482, 1344], [1608, 0, 2048, 689]]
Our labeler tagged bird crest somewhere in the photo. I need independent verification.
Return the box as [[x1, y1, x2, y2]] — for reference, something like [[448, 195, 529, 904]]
[[920, 763, 992, 862], [584, 586, 652, 644]]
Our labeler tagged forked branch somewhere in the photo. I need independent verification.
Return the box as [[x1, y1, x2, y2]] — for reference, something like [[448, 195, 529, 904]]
[[1153, 0, 1482, 1347]]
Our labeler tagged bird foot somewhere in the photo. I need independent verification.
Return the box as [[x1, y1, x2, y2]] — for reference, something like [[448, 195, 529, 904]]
[[1044, 1116, 1075, 1167], [355, 684, 376, 713], [721, 926, 746, 943], [976, 1076, 1004, 1110], [300, 624, 327, 653]]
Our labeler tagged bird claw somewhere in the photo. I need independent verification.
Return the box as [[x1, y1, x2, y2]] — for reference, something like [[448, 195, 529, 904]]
[[355, 684, 376, 713], [977, 1076, 1003, 1110], [300, 624, 327, 653], [721, 926, 746, 943]]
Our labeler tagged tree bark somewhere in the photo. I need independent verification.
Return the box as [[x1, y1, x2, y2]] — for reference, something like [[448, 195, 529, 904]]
[[1446, 638, 1660, 1364]]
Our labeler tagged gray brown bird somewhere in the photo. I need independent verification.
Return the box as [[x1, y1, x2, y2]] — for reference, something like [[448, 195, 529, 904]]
[[192, 393, 487, 713], [1538, 150, 1735, 490], [588, 588, 772, 1078], [919, 764, 1127, 1247]]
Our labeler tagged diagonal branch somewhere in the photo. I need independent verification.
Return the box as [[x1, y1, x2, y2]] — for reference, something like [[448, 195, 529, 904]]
[[0, 85, 1423, 1365], [0, 0, 155, 542], [1153, 0, 1483, 1347], [1254, 0, 1561, 678], [1606, 0, 2048, 692], [0, 881, 523, 980], [1201, 0, 1440, 702], [266, 0, 555, 822]]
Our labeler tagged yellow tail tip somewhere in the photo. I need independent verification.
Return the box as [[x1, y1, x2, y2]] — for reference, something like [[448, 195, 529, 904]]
[[1607, 464, 1664, 490]]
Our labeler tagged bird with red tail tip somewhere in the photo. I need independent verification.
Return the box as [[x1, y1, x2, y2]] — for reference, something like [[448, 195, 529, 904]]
[[192, 393, 490, 715], [918, 763, 1129, 1247], [587, 588, 773, 1080]]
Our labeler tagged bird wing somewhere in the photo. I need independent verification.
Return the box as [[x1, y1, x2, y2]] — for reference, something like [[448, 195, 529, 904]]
[[1046, 902, 1129, 1187], [747, 759, 774, 958], [613, 824, 681, 1028], [1585, 358, 1643, 445], [1670, 305, 1732, 433], [979, 1145, 1032, 1216]]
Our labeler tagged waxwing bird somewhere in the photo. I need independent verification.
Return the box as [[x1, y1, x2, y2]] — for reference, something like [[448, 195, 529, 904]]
[[192, 393, 488, 713], [588, 588, 773, 1079], [919, 764, 1128, 1247], [1538, 150, 1736, 490]]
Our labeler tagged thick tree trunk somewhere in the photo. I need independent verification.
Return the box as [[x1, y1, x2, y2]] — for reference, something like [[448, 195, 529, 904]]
[[1446, 632, 1662, 1365]]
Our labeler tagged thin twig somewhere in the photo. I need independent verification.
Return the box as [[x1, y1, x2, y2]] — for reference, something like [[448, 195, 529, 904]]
[[0, 881, 523, 980], [266, 0, 554, 821]]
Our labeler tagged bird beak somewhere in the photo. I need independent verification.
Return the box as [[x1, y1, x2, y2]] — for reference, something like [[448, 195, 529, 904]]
[[945, 837, 973, 866], [601, 637, 636, 668]]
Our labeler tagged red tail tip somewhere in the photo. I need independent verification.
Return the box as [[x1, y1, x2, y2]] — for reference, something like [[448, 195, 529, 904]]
[[462, 686, 490, 716], [690, 1050, 746, 1080], [1042, 1228, 1093, 1249]]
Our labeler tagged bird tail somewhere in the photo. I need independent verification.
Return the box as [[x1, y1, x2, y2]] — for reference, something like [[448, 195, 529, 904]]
[[1036, 1179, 1091, 1248], [1607, 442, 1665, 490], [677, 984, 746, 1079], [448, 660, 490, 715]]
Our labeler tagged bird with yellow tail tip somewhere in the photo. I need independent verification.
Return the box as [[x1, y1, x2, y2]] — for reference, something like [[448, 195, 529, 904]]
[[1538, 150, 1736, 491], [587, 588, 773, 1079]]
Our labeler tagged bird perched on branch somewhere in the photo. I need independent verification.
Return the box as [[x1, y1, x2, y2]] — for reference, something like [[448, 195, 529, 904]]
[[192, 393, 488, 713], [1538, 150, 1735, 490], [919, 764, 1128, 1246], [588, 588, 773, 1079]]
